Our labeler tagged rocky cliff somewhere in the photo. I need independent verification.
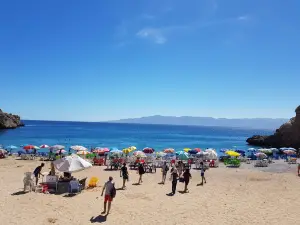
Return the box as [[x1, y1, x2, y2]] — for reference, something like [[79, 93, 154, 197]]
[[247, 106, 300, 148], [0, 109, 24, 129]]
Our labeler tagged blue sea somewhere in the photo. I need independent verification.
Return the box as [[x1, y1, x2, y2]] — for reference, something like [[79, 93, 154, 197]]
[[0, 120, 272, 153]]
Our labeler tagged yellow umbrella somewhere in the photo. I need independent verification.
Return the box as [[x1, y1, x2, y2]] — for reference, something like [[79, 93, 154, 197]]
[[129, 146, 137, 150], [184, 148, 191, 152], [225, 151, 240, 157], [123, 148, 132, 154]]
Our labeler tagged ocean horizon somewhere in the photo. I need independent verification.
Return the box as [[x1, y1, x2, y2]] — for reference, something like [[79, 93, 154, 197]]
[[0, 120, 273, 153]]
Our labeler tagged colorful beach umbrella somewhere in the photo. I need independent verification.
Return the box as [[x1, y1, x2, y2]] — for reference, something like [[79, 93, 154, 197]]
[[50, 145, 65, 150], [122, 148, 132, 154], [164, 148, 175, 153], [143, 147, 155, 154], [188, 150, 198, 154], [6, 145, 18, 150], [255, 152, 267, 159], [40, 145, 49, 148], [70, 145, 87, 151], [134, 151, 147, 158], [77, 150, 90, 155], [56, 149, 66, 154], [156, 152, 167, 157], [194, 148, 201, 152], [94, 148, 109, 154], [183, 148, 191, 152], [23, 145, 35, 150], [110, 149, 123, 155], [177, 151, 189, 160], [129, 146, 137, 151], [225, 151, 240, 157], [283, 150, 296, 155]]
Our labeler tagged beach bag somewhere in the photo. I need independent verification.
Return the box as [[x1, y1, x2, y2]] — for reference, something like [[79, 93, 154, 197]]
[[165, 166, 169, 172], [110, 184, 116, 198]]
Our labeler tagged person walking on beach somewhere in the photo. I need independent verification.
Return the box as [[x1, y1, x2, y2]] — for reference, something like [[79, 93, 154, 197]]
[[161, 161, 169, 184], [183, 168, 192, 192], [101, 176, 116, 215], [137, 163, 145, 184], [33, 163, 45, 185], [198, 162, 206, 185], [120, 163, 129, 189], [170, 167, 179, 195]]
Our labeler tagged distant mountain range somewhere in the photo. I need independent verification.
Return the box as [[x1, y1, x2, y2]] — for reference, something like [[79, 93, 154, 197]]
[[109, 115, 288, 130]]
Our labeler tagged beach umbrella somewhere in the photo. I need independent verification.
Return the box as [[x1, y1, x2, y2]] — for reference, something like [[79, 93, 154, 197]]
[[134, 151, 147, 158], [70, 145, 88, 151], [122, 148, 132, 154], [225, 151, 240, 157], [188, 150, 198, 154], [53, 154, 92, 173], [270, 148, 279, 152], [6, 145, 18, 150], [129, 146, 137, 151], [110, 149, 123, 156], [143, 147, 155, 154], [183, 148, 191, 153], [94, 148, 109, 154], [255, 152, 267, 159], [0, 149, 7, 154], [33, 146, 40, 150], [194, 148, 201, 152], [196, 151, 208, 156], [164, 148, 175, 153], [205, 149, 218, 159], [287, 147, 296, 151], [56, 149, 66, 154], [156, 152, 167, 157], [110, 147, 119, 151], [77, 150, 90, 155], [283, 150, 296, 155], [248, 148, 256, 151], [40, 145, 49, 148], [23, 145, 35, 150], [50, 145, 65, 150], [177, 151, 189, 160]]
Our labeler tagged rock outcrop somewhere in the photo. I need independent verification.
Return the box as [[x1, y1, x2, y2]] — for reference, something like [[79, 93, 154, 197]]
[[247, 106, 300, 148], [0, 109, 24, 129]]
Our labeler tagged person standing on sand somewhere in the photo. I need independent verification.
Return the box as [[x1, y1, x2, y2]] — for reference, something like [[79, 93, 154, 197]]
[[120, 163, 129, 189], [183, 168, 192, 192], [137, 163, 145, 184], [161, 161, 169, 184], [170, 167, 179, 195], [33, 163, 45, 185], [101, 176, 116, 215], [198, 162, 206, 185]]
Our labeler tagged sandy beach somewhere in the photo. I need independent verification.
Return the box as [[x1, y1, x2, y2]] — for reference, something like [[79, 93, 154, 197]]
[[1, 158, 300, 225]]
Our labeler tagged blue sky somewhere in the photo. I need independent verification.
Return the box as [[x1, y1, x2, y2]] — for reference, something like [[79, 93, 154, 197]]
[[1, 0, 300, 121]]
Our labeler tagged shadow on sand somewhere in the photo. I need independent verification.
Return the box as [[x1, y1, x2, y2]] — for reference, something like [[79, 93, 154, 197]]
[[132, 183, 141, 186], [90, 215, 107, 223], [11, 191, 27, 196]]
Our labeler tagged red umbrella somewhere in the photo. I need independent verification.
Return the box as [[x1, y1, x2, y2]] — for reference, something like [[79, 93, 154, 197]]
[[93, 148, 109, 154], [23, 145, 35, 150], [143, 147, 155, 154], [194, 148, 201, 152]]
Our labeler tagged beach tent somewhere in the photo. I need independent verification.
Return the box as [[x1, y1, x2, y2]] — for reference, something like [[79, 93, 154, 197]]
[[53, 154, 92, 173]]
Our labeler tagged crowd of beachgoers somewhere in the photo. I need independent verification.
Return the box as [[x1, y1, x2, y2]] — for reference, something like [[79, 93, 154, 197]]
[[0, 144, 299, 224]]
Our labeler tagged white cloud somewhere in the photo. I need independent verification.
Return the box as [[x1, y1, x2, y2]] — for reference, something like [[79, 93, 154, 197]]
[[136, 28, 167, 44]]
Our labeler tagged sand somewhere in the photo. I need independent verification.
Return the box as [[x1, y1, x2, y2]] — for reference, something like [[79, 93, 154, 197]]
[[1, 157, 300, 225]]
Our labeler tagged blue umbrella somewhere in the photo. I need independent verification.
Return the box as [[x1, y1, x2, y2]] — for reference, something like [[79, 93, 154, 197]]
[[188, 150, 198, 154], [6, 145, 18, 150]]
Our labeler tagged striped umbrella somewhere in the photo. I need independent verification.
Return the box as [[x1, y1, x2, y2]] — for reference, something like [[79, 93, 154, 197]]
[[164, 148, 175, 153], [40, 145, 49, 148]]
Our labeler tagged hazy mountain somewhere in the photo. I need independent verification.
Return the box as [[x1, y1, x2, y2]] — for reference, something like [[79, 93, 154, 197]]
[[109, 115, 288, 130]]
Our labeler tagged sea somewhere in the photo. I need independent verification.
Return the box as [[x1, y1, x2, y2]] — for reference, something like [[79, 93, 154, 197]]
[[0, 120, 273, 154]]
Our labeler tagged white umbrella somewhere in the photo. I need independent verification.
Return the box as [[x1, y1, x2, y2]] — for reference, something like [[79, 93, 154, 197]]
[[53, 154, 92, 173], [205, 149, 218, 159], [70, 145, 88, 151], [50, 145, 65, 150]]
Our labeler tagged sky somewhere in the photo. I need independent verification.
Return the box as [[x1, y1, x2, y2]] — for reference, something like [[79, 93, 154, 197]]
[[0, 0, 300, 121]]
